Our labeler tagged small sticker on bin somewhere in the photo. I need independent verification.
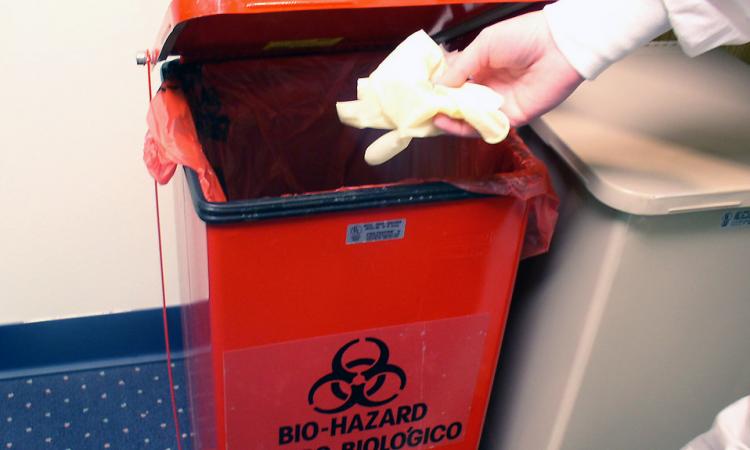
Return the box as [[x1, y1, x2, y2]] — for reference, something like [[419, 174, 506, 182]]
[[720, 209, 750, 229], [263, 37, 343, 51], [346, 219, 406, 245]]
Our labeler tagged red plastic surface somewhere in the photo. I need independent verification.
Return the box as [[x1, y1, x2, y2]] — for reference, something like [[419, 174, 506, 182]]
[[152, 2, 557, 449], [224, 315, 489, 448], [201, 197, 527, 450], [166, 98, 555, 450], [154, 1, 544, 62], [173, 176, 217, 449]]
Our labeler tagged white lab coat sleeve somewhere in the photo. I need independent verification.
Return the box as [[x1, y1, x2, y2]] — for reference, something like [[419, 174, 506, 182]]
[[681, 395, 750, 449], [664, 0, 750, 56], [543, 0, 671, 79], [543, 0, 750, 80]]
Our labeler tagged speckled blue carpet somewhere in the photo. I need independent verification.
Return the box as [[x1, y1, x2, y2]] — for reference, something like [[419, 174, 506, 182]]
[[0, 360, 193, 450]]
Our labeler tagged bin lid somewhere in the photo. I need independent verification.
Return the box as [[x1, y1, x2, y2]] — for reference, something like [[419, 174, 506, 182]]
[[152, 0, 539, 63], [531, 44, 750, 216]]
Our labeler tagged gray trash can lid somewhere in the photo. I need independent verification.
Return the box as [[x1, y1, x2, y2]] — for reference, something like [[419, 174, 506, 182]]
[[532, 44, 750, 216]]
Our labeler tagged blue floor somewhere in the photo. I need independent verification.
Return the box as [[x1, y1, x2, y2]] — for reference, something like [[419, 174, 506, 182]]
[[0, 360, 193, 450]]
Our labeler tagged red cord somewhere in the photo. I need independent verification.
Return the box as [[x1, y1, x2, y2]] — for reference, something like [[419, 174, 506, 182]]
[[147, 51, 185, 450]]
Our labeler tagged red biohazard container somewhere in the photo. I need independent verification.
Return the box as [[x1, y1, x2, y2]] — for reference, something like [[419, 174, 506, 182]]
[[145, 1, 554, 449]]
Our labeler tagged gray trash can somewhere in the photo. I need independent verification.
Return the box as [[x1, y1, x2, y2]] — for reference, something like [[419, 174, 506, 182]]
[[484, 44, 750, 450]]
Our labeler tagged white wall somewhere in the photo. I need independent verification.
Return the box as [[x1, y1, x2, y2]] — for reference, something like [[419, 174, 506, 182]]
[[0, 0, 179, 324]]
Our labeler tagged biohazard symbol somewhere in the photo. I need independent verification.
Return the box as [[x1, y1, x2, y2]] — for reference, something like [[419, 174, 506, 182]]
[[308, 337, 407, 414]]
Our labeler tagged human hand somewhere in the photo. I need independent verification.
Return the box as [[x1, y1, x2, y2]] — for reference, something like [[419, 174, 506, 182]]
[[434, 11, 584, 135]]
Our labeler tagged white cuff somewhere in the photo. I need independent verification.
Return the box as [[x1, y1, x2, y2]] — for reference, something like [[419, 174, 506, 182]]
[[682, 396, 750, 449], [664, 0, 750, 57], [544, 0, 671, 79]]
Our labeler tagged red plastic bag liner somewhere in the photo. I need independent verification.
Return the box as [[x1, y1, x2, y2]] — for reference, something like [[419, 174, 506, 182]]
[[144, 82, 227, 202], [143, 51, 557, 257]]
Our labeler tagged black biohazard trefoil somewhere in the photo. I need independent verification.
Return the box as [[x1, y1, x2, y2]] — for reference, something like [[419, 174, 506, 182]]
[[308, 337, 407, 414]]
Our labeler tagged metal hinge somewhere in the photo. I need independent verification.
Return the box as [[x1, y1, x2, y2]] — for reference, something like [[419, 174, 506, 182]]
[[135, 51, 150, 66]]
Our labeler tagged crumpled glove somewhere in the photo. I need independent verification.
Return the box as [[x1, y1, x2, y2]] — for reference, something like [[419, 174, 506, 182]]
[[336, 29, 511, 166]]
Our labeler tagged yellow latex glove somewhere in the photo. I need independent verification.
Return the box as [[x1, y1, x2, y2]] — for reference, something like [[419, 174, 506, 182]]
[[336, 30, 511, 166]]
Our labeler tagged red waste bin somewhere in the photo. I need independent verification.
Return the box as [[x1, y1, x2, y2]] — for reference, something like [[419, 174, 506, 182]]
[[145, 1, 555, 449]]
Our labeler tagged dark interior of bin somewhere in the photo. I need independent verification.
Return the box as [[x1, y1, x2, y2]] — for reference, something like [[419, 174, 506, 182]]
[[164, 50, 521, 202]]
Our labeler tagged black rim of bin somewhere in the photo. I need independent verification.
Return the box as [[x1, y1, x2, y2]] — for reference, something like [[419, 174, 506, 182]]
[[184, 167, 487, 224]]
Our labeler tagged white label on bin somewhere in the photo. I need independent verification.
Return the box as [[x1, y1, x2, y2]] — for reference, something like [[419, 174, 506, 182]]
[[720, 209, 750, 229], [346, 219, 406, 244]]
